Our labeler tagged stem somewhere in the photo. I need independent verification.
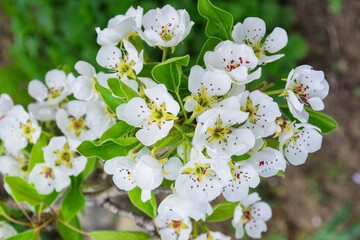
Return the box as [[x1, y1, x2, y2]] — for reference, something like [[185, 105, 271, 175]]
[[57, 218, 89, 236], [133, 144, 145, 154], [175, 92, 188, 120], [161, 139, 184, 159], [162, 47, 168, 62], [1, 211, 32, 227], [184, 113, 197, 125], [41, 130, 54, 138], [17, 202, 34, 225], [37, 203, 43, 224], [183, 141, 188, 164], [265, 89, 285, 95]]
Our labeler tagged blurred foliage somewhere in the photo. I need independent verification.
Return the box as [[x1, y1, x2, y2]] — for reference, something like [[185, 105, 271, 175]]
[[1, 0, 307, 106]]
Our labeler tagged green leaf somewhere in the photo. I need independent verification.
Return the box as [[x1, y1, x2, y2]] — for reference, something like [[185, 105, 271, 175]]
[[4, 176, 41, 206], [80, 157, 98, 181], [196, 37, 221, 66], [198, 0, 233, 40], [206, 201, 238, 222], [89, 231, 151, 240], [152, 55, 190, 92], [6, 230, 39, 240], [77, 139, 139, 161], [29, 135, 47, 172], [100, 121, 134, 142], [155, 131, 182, 153], [119, 79, 139, 101], [138, 63, 158, 79], [0, 201, 9, 216], [96, 80, 125, 113], [61, 176, 85, 222], [280, 105, 338, 134], [231, 153, 251, 162], [108, 78, 126, 99], [128, 187, 157, 218], [57, 214, 83, 240], [265, 139, 280, 149]]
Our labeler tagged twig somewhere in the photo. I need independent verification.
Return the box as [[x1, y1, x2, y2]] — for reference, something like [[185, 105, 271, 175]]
[[17, 202, 35, 225], [57, 217, 89, 236]]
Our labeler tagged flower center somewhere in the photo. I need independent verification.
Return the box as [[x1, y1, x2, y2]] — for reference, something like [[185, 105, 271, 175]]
[[206, 117, 232, 144], [223, 57, 250, 72], [290, 81, 310, 106], [182, 162, 214, 182], [20, 121, 36, 143], [167, 220, 188, 235], [160, 24, 175, 42], [115, 55, 136, 79], [241, 98, 259, 124], [67, 116, 88, 136], [241, 209, 253, 224], [42, 166, 54, 179], [148, 102, 177, 127], [190, 86, 219, 115], [246, 38, 265, 59], [55, 143, 77, 168], [47, 87, 64, 101]]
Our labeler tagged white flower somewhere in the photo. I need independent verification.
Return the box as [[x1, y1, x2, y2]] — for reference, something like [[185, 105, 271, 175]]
[[204, 41, 261, 85], [27, 102, 58, 121], [96, 6, 143, 46], [56, 100, 109, 141], [283, 65, 329, 122], [96, 40, 144, 80], [155, 215, 192, 240], [29, 163, 71, 195], [158, 193, 213, 221], [221, 162, 260, 202], [193, 108, 255, 158], [71, 61, 101, 101], [238, 90, 281, 138], [232, 17, 288, 64], [132, 154, 164, 202], [0, 153, 26, 178], [246, 147, 286, 178], [0, 221, 17, 239], [116, 84, 180, 146], [184, 65, 232, 116], [43, 136, 87, 176], [195, 231, 231, 240], [232, 192, 272, 239], [163, 157, 183, 181], [28, 69, 75, 106], [138, 5, 194, 47], [279, 122, 322, 166], [0, 94, 13, 120], [175, 149, 222, 203], [0, 105, 41, 154]]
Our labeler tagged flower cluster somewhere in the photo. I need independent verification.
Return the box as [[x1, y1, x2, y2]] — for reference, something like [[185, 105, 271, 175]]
[[0, 3, 332, 240]]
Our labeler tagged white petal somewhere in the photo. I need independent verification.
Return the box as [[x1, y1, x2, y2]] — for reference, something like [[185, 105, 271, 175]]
[[45, 69, 67, 89], [75, 61, 96, 77], [71, 76, 94, 101], [250, 201, 272, 221], [242, 17, 266, 42], [28, 80, 48, 102], [188, 65, 206, 93], [245, 219, 267, 238], [96, 45, 122, 69], [308, 97, 324, 111], [264, 27, 288, 53], [123, 97, 150, 126], [163, 157, 182, 180]]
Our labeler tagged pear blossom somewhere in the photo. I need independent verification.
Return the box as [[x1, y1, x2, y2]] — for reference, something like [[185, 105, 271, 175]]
[[238, 90, 281, 138], [283, 65, 329, 122], [28, 69, 75, 106], [0, 94, 13, 120], [193, 108, 255, 158], [116, 84, 180, 146], [155, 215, 192, 240], [279, 122, 322, 166], [96, 6, 143, 46], [132, 154, 164, 202], [0, 105, 41, 153], [246, 147, 286, 177], [138, 5, 194, 47], [163, 157, 182, 181], [56, 100, 113, 141], [195, 231, 231, 240], [158, 193, 213, 221], [175, 149, 222, 202], [27, 102, 59, 121], [0, 153, 27, 178], [96, 40, 144, 80], [221, 162, 260, 202], [204, 41, 261, 85], [232, 17, 288, 64], [184, 65, 232, 116], [29, 163, 71, 195], [71, 61, 100, 101], [43, 136, 87, 176], [0, 221, 17, 239], [232, 192, 272, 239]]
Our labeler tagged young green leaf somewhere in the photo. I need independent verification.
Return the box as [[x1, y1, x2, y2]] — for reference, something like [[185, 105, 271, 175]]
[[100, 121, 134, 142], [61, 176, 85, 222], [6, 230, 39, 240], [4, 176, 42, 206], [29, 135, 47, 172], [128, 187, 157, 218], [96, 80, 125, 113], [198, 0, 233, 40], [89, 231, 151, 240], [119, 80, 139, 101], [57, 214, 83, 240], [152, 55, 190, 92], [108, 78, 126, 99], [205, 201, 238, 222]]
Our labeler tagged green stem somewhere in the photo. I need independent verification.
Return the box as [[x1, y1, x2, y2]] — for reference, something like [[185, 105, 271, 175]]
[[184, 113, 197, 125], [133, 144, 145, 154], [162, 47, 168, 62], [57, 217, 89, 236], [41, 130, 54, 139], [175, 92, 188, 120], [183, 140, 188, 164], [265, 89, 285, 95], [161, 139, 184, 159]]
